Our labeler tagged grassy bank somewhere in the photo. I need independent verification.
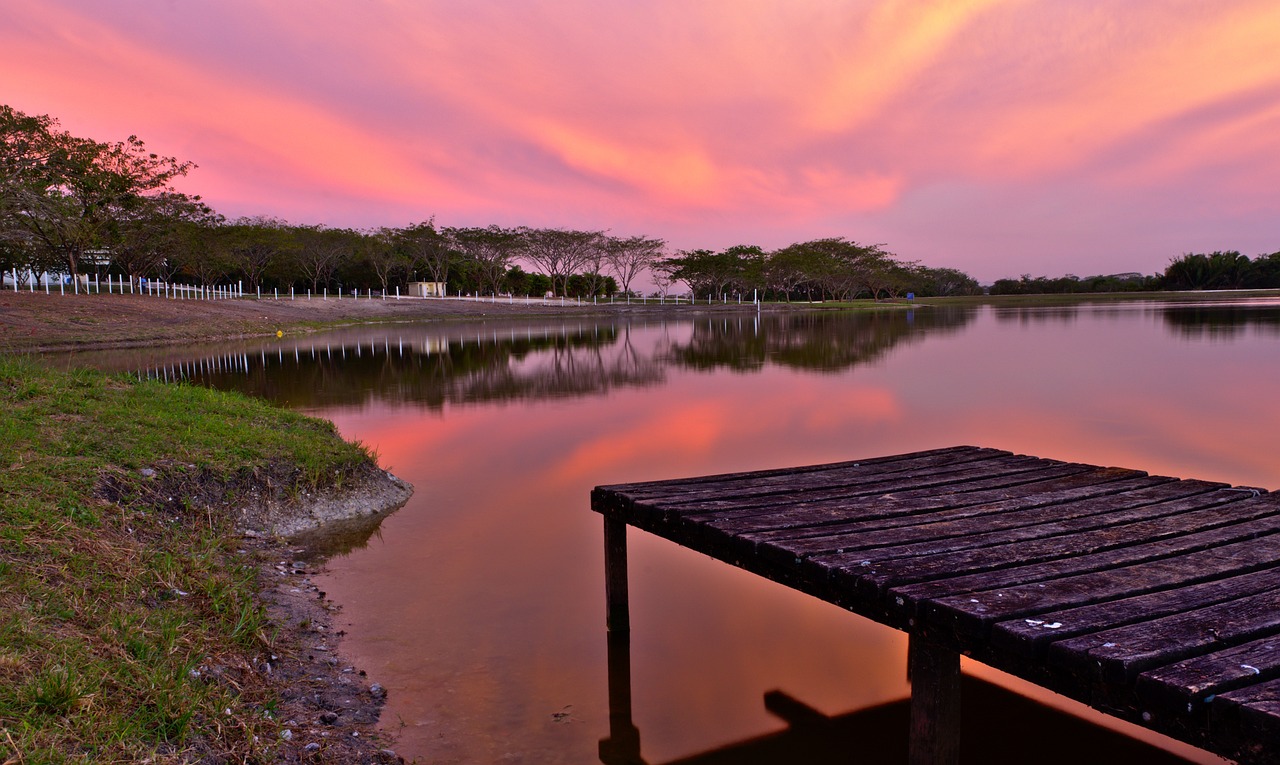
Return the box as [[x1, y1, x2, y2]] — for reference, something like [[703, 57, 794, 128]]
[[0, 357, 374, 763]]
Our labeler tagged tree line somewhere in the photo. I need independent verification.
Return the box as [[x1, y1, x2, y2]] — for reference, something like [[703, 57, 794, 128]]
[[990, 252, 1280, 296], [0, 105, 665, 297], [1, 103, 981, 299], [660, 241, 982, 301]]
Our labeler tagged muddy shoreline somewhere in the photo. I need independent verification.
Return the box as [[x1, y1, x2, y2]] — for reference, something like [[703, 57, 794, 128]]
[[245, 469, 415, 763]]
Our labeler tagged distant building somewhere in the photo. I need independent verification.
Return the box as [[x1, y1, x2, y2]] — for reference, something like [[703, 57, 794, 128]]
[[406, 281, 447, 297]]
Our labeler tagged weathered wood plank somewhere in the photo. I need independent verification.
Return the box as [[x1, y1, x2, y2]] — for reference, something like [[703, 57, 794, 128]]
[[923, 528, 1280, 644], [816, 496, 1280, 612], [1044, 586, 1280, 685], [668, 456, 1076, 515], [590, 448, 1020, 529], [750, 478, 1223, 565], [981, 566, 1280, 687], [596, 446, 1000, 500], [1211, 677, 1280, 764], [684, 472, 1165, 562], [882, 490, 1273, 608], [748, 477, 1224, 546], [1136, 635, 1280, 724], [686, 463, 1115, 532]]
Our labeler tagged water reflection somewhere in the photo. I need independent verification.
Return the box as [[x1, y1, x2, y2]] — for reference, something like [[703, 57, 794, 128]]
[[990, 297, 1280, 340], [668, 310, 973, 373], [52, 309, 980, 407], [44, 303, 1280, 412], [1161, 304, 1280, 339], [43, 300, 1280, 764]]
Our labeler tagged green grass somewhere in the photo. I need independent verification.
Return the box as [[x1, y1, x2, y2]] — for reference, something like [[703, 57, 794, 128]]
[[0, 356, 375, 763]]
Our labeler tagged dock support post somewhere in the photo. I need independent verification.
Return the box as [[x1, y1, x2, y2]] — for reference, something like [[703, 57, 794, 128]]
[[604, 516, 630, 632], [600, 516, 643, 763], [908, 634, 961, 765]]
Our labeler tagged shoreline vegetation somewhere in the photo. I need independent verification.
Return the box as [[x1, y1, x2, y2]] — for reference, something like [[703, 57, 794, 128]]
[[0, 353, 411, 763]]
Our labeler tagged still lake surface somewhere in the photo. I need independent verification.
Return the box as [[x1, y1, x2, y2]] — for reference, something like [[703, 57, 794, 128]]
[[66, 298, 1280, 763]]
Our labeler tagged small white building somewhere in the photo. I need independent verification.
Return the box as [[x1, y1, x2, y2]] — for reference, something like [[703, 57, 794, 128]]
[[406, 281, 447, 297]]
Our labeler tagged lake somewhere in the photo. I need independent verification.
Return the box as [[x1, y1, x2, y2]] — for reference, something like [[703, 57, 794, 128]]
[[63, 298, 1280, 763]]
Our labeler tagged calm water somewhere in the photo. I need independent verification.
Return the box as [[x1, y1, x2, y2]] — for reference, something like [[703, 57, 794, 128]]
[[59, 299, 1280, 763]]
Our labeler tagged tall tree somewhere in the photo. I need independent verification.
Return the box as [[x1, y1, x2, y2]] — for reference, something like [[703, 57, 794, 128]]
[[664, 248, 743, 298], [157, 218, 227, 285], [1162, 251, 1253, 291], [0, 104, 194, 279], [292, 225, 352, 292], [224, 216, 291, 291], [651, 260, 676, 298], [113, 192, 218, 285], [445, 225, 523, 296], [604, 234, 665, 296], [913, 266, 982, 297], [365, 228, 408, 293], [397, 219, 453, 285], [517, 227, 604, 296], [723, 244, 767, 295], [764, 245, 811, 300]]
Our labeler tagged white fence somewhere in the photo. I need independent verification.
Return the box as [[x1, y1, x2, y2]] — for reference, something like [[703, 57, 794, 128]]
[[5, 268, 742, 306], [4, 270, 243, 300]]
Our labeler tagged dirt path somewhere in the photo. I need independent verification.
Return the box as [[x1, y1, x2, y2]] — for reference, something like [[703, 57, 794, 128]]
[[0, 290, 781, 353], [0, 291, 609, 351]]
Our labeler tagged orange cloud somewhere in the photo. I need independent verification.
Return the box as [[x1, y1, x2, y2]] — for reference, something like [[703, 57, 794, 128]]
[[971, 2, 1280, 180], [807, 0, 1019, 132], [525, 118, 720, 203]]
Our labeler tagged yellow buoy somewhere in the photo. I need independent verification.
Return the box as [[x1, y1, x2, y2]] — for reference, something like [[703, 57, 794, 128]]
[[276, 330, 283, 338]]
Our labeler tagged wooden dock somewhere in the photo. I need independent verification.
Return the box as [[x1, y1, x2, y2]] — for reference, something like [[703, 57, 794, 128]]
[[592, 446, 1280, 764]]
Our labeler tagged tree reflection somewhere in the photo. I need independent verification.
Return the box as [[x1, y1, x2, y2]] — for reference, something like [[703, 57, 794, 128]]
[[62, 310, 985, 408], [180, 324, 669, 409], [664, 309, 976, 373], [1161, 304, 1280, 339]]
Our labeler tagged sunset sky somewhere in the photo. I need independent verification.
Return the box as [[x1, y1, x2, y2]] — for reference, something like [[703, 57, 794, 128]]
[[4, 0, 1278, 281]]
